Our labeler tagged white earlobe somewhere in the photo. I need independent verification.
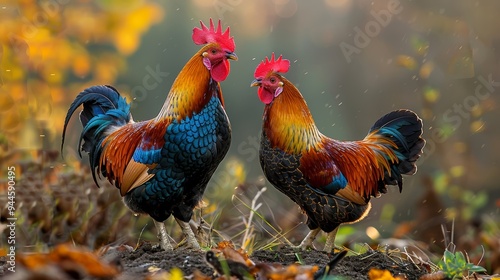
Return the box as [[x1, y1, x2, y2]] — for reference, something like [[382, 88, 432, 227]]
[[203, 57, 212, 70], [274, 87, 283, 97]]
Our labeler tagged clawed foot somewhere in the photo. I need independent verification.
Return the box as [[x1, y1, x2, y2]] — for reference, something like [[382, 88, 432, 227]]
[[176, 218, 201, 250], [293, 228, 321, 251], [154, 220, 173, 251], [323, 228, 339, 253], [292, 228, 340, 252], [291, 243, 316, 251], [190, 218, 211, 248]]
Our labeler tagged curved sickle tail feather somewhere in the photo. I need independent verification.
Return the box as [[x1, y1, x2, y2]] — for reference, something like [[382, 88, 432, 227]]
[[61, 85, 132, 187], [368, 109, 425, 192]]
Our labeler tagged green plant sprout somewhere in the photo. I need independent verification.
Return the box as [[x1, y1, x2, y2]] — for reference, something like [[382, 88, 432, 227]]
[[437, 249, 486, 279]]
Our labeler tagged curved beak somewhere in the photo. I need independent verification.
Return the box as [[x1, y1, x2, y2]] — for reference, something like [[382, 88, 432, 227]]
[[250, 78, 261, 87], [226, 51, 238, 61]]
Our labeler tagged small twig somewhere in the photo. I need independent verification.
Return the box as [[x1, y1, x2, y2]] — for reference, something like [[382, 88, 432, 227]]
[[231, 188, 294, 250], [450, 218, 455, 246], [476, 245, 485, 269], [257, 223, 298, 250], [441, 224, 449, 249], [241, 187, 266, 250], [403, 245, 439, 272], [360, 251, 377, 261], [136, 223, 148, 250]]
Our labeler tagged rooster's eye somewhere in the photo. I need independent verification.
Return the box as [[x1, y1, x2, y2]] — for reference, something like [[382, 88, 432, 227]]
[[211, 49, 217, 54], [270, 77, 276, 83]]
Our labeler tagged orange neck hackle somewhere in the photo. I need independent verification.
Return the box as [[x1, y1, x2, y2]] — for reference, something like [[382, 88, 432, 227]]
[[263, 76, 323, 153], [155, 45, 219, 122]]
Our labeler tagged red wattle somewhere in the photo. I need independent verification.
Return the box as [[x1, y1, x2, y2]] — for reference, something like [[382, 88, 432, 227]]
[[211, 59, 230, 82], [258, 87, 274, 104]]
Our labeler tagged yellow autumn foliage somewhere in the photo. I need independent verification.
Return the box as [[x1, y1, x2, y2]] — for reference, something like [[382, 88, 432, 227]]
[[0, 0, 164, 151]]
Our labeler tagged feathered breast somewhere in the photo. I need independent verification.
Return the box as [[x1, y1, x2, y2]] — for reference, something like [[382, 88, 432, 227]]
[[262, 78, 322, 154]]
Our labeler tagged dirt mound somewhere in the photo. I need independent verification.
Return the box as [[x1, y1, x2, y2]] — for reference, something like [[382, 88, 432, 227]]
[[106, 243, 426, 279]]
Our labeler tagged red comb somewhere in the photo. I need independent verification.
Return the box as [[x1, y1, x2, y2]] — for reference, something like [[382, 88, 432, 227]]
[[192, 18, 235, 52], [254, 53, 290, 78]]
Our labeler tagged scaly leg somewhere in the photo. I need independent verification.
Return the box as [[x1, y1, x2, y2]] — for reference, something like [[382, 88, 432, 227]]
[[154, 220, 173, 251], [293, 228, 321, 250], [323, 227, 339, 253], [176, 218, 201, 250], [190, 218, 211, 247]]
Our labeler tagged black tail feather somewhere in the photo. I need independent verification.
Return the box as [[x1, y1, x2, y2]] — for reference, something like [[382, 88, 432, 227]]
[[61, 85, 132, 186], [370, 109, 425, 192], [370, 109, 425, 174]]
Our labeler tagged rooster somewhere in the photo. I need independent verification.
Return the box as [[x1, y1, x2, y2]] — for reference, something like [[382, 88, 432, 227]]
[[251, 54, 425, 252], [61, 19, 237, 250]]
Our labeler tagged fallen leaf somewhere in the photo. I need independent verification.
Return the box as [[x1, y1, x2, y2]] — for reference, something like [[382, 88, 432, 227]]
[[369, 268, 403, 280], [18, 244, 119, 278]]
